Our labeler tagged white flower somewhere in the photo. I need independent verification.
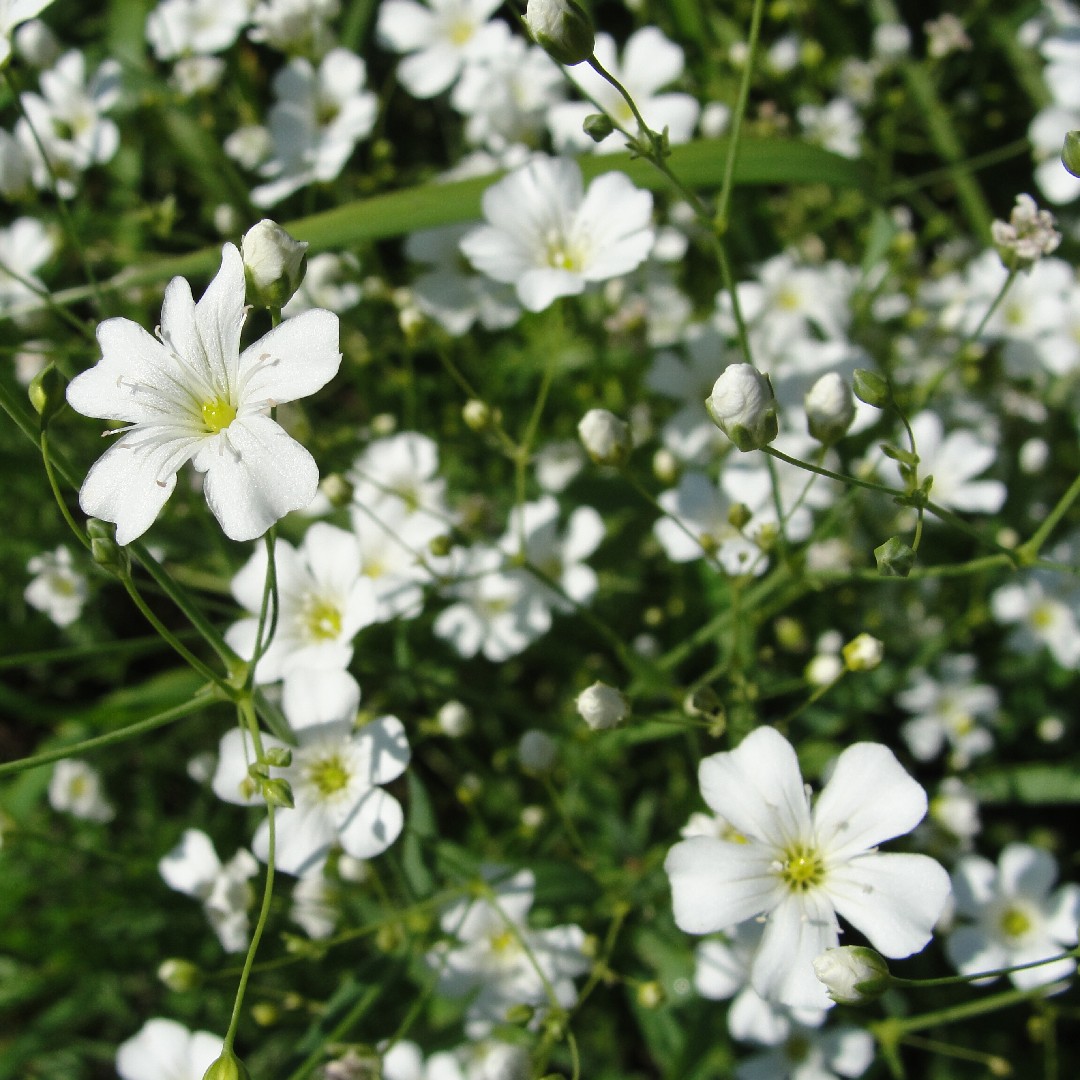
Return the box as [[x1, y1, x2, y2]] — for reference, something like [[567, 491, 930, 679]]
[[577, 407, 632, 466], [252, 48, 377, 207], [991, 192, 1062, 269], [430, 866, 589, 1036], [116, 1018, 222, 1080], [213, 713, 411, 877], [735, 1024, 875, 1080], [226, 522, 377, 723], [460, 155, 654, 313], [159, 828, 259, 953], [991, 574, 1080, 668], [575, 681, 628, 730], [65, 243, 341, 544], [48, 759, 114, 822], [797, 97, 863, 160], [547, 27, 700, 155], [0, 215, 53, 317], [145, 0, 250, 60], [15, 50, 121, 198], [706, 364, 778, 452], [24, 544, 87, 627], [946, 843, 1080, 988], [376, 0, 505, 99], [283, 251, 362, 315], [0, 0, 53, 68], [665, 726, 950, 1011], [249, 0, 341, 57]]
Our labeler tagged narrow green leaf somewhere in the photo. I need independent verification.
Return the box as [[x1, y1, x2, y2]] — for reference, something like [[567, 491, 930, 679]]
[[969, 765, 1080, 805]]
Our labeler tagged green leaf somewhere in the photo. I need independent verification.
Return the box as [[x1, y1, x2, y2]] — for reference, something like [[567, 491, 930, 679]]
[[969, 765, 1080, 805]]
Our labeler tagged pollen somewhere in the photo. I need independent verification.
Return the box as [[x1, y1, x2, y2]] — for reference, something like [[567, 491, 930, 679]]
[[308, 754, 350, 797], [779, 843, 825, 892], [999, 906, 1032, 940], [302, 597, 343, 641], [201, 397, 237, 432]]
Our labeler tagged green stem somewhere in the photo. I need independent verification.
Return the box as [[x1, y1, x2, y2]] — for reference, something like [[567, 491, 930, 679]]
[[1020, 469, 1080, 560], [245, 530, 279, 690], [281, 983, 384, 1080], [893, 947, 1078, 990], [40, 431, 91, 551], [0, 688, 221, 778]]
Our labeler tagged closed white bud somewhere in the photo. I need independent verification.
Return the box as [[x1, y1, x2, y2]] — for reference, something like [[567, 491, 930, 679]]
[[241, 219, 308, 309], [705, 364, 778, 452], [518, 729, 558, 774], [805, 372, 856, 445], [812, 946, 891, 1005], [576, 681, 629, 730], [524, 0, 595, 66], [578, 408, 632, 467], [842, 632, 884, 671], [14, 20, 61, 68], [436, 699, 472, 737]]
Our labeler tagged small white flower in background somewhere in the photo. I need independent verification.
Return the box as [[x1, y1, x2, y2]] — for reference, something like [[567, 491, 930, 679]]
[[224, 123, 273, 171], [924, 13, 972, 59], [547, 27, 700, 155], [576, 681, 628, 730], [946, 843, 1080, 989], [382, 1036, 529, 1080], [226, 522, 377, 723], [796, 97, 863, 160], [436, 699, 472, 737], [283, 251, 362, 316], [241, 219, 309, 310], [578, 408, 632, 466], [0, 0, 54, 68], [897, 653, 1000, 768], [48, 759, 114, 822], [290, 870, 339, 939], [841, 632, 883, 672], [24, 545, 87, 627], [169, 55, 225, 96], [665, 726, 950, 1011], [991, 574, 1080, 668], [735, 1024, 875, 1080], [518, 728, 557, 774], [116, 1017, 222, 1080], [376, 0, 505, 99], [252, 47, 377, 207], [923, 777, 982, 854], [158, 828, 259, 953], [213, 712, 411, 877], [706, 364, 778, 452], [145, 0, 249, 60], [460, 155, 654, 313], [872, 21, 911, 61], [0, 215, 54, 318], [991, 193, 1062, 270], [65, 243, 341, 545], [249, 0, 341, 57], [429, 866, 589, 1037], [15, 50, 122, 198], [534, 438, 585, 492]]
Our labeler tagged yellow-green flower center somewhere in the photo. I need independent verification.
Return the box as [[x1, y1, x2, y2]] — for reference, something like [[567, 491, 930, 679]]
[[489, 928, 517, 954], [303, 598, 343, 641], [308, 754, 350, 797], [448, 17, 474, 45], [1031, 603, 1055, 630], [1000, 906, 1032, 940], [779, 844, 825, 892], [201, 397, 237, 432]]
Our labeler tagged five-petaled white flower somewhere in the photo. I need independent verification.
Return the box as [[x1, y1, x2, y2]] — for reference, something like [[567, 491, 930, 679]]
[[65, 243, 341, 545], [665, 726, 950, 1011]]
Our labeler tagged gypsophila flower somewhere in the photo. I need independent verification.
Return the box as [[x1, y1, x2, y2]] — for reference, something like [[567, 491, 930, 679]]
[[116, 1018, 223, 1080], [48, 758, 114, 822], [24, 544, 87, 627], [665, 726, 950, 1011], [991, 193, 1062, 270], [65, 243, 341, 544]]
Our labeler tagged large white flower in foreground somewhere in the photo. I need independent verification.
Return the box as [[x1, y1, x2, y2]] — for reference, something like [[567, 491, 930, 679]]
[[460, 155, 654, 312], [66, 243, 341, 544], [665, 726, 950, 1011]]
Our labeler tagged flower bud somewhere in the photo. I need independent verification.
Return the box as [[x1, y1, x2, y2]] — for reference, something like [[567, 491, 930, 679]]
[[518, 729, 558, 775], [28, 363, 67, 427], [583, 113, 615, 142], [462, 398, 493, 432], [705, 364, 778, 452], [1063, 131, 1080, 178], [524, 0, 595, 66], [87, 517, 130, 571], [578, 408, 632, 467], [873, 535, 915, 578], [842, 632, 884, 672], [436, 699, 472, 737], [202, 1050, 252, 1080], [241, 219, 308, 310], [157, 958, 200, 992], [262, 746, 292, 768], [852, 368, 889, 408], [804, 372, 856, 445], [575, 681, 629, 730], [260, 777, 295, 809], [812, 946, 891, 1005]]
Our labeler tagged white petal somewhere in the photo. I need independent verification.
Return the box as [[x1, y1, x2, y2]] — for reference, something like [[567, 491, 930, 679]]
[[665, 836, 781, 934], [998, 843, 1058, 903], [752, 889, 839, 1011], [698, 727, 813, 849], [282, 668, 361, 730], [352, 714, 411, 785], [337, 786, 404, 858], [812, 742, 928, 862], [239, 308, 340, 406], [158, 828, 222, 897], [258, 801, 337, 876], [828, 852, 951, 957], [198, 414, 319, 541], [116, 1018, 195, 1080], [194, 244, 246, 389]]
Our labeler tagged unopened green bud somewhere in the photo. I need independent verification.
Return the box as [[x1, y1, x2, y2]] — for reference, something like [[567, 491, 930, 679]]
[[852, 369, 890, 408], [28, 363, 67, 427], [583, 113, 615, 142], [462, 398, 493, 432], [260, 777, 295, 809], [727, 502, 753, 531], [1063, 131, 1080, 178], [202, 1050, 252, 1080], [428, 533, 452, 558], [86, 518, 130, 573], [158, 958, 200, 992], [262, 747, 292, 768], [684, 685, 723, 719], [524, 0, 595, 66], [874, 536, 916, 577], [636, 980, 665, 1008], [505, 1002, 537, 1025], [241, 219, 308, 310], [842, 632, 884, 672]]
